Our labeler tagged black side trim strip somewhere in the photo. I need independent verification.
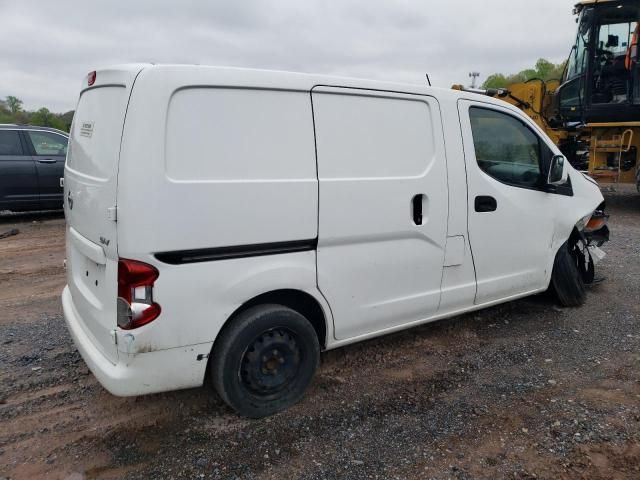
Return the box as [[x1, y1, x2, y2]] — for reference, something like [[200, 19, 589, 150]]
[[155, 239, 318, 265]]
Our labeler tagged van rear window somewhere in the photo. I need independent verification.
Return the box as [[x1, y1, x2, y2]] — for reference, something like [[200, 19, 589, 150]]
[[67, 86, 128, 180]]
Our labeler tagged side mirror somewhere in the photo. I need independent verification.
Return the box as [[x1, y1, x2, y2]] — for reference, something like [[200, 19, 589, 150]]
[[548, 154, 568, 186]]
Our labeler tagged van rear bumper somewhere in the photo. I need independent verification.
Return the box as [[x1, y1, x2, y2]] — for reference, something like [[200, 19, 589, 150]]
[[62, 285, 210, 396]]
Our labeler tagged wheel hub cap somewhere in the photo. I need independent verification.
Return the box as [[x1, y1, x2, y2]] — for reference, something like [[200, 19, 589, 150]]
[[241, 329, 300, 395]]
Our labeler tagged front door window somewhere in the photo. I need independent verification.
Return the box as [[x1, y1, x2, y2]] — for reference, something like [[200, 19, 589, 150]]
[[469, 107, 552, 190]]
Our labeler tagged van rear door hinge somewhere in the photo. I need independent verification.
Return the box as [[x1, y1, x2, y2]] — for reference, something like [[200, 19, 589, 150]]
[[107, 206, 117, 222]]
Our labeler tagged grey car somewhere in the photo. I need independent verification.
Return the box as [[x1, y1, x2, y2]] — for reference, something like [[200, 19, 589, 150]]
[[0, 124, 68, 212]]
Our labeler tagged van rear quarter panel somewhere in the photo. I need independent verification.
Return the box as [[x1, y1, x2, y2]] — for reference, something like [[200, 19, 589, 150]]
[[116, 67, 321, 351]]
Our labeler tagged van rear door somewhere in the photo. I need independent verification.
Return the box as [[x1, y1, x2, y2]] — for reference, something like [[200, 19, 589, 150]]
[[64, 65, 146, 364]]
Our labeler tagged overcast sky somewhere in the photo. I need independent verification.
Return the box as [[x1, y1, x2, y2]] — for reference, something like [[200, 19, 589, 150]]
[[1, 0, 578, 112]]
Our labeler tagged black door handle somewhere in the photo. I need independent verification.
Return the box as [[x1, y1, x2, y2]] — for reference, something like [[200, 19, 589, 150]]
[[475, 195, 497, 212], [412, 194, 425, 225]]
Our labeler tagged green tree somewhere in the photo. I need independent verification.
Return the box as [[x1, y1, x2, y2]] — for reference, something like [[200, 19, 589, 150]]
[[5, 96, 23, 114], [534, 58, 555, 79], [0, 99, 12, 124], [0, 95, 73, 131], [30, 107, 66, 130], [482, 58, 566, 89], [61, 110, 75, 131], [483, 73, 510, 89], [30, 107, 53, 126]]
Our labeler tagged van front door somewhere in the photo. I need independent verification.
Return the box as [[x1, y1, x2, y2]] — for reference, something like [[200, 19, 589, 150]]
[[312, 87, 448, 340], [458, 100, 558, 305]]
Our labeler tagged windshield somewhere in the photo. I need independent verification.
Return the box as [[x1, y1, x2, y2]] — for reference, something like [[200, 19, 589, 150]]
[[565, 8, 592, 81], [590, 3, 640, 105]]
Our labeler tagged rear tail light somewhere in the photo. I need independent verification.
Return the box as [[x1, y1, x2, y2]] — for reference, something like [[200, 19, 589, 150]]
[[87, 71, 96, 86], [117, 259, 161, 329]]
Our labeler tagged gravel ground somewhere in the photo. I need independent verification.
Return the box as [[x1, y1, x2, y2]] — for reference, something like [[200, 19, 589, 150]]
[[0, 192, 639, 480]]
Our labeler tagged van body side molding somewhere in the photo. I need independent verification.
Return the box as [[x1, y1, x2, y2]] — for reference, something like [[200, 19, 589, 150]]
[[154, 239, 318, 265]]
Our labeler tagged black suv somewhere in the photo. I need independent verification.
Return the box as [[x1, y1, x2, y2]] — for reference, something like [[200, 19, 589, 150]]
[[0, 124, 68, 212]]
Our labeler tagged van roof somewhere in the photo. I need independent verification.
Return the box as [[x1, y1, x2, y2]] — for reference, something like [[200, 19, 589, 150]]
[[95, 63, 497, 105]]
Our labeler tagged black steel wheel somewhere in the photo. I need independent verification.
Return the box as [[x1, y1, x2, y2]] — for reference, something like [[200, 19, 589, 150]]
[[210, 304, 320, 418], [241, 327, 302, 395]]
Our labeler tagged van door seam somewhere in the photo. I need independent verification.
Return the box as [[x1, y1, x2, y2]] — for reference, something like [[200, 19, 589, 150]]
[[309, 88, 337, 341], [456, 99, 479, 303]]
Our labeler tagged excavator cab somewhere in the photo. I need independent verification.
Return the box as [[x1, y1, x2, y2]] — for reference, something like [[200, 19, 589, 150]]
[[559, 0, 640, 123], [452, 0, 640, 188]]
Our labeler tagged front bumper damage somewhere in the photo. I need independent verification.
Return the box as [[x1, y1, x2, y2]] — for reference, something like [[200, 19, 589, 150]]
[[575, 203, 610, 283]]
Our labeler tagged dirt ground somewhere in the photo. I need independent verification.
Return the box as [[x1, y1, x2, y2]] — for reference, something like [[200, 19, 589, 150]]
[[1, 192, 639, 480]]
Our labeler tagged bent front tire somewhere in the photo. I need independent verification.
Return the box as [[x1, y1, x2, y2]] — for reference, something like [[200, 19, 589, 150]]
[[211, 304, 320, 418], [551, 241, 587, 307]]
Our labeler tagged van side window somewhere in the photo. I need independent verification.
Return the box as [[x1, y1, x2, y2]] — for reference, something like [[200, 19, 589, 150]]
[[0, 130, 24, 156], [469, 107, 544, 188]]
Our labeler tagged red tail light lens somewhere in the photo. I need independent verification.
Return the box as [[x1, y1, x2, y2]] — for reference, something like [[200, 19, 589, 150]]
[[87, 71, 97, 86], [117, 259, 161, 329]]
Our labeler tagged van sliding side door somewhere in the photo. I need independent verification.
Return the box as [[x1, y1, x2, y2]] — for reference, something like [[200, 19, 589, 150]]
[[312, 87, 449, 341]]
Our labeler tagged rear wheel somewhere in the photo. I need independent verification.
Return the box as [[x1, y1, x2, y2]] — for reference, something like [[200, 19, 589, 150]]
[[551, 240, 587, 307], [211, 304, 320, 418]]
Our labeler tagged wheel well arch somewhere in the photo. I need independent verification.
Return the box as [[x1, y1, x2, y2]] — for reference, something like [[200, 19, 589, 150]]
[[551, 226, 581, 272], [568, 226, 581, 245], [215, 289, 328, 351]]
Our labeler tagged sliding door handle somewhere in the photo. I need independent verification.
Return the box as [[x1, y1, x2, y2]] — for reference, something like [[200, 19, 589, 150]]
[[412, 194, 425, 225], [474, 195, 497, 212]]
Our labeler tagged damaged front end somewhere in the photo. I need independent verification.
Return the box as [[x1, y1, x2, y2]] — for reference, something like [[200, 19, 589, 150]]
[[572, 201, 610, 284]]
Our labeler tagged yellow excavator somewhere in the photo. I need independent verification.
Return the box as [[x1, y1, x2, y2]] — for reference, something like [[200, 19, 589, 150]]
[[455, 0, 640, 191]]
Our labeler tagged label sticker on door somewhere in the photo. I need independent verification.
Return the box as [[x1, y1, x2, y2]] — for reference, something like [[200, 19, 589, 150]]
[[80, 121, 94, 138]]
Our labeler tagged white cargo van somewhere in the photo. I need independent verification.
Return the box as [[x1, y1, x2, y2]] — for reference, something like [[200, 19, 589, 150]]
[[63, 64, 608, 417]]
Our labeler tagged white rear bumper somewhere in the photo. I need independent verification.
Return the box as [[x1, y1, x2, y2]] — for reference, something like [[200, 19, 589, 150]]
[[62, 285, 210, 396]]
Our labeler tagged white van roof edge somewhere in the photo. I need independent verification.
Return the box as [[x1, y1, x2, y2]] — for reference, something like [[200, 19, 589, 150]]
[[92, 63, 472, 101]]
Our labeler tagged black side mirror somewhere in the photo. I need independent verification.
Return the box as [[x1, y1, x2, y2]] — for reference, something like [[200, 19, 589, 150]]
[[548, 154, 568, 185]]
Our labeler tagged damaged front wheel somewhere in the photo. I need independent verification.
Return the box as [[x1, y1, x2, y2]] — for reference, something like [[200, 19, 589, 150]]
[[551, 240, 587, 307]]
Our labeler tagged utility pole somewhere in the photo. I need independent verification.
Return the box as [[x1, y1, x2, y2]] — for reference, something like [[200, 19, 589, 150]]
[[469, 71, 480, 88]]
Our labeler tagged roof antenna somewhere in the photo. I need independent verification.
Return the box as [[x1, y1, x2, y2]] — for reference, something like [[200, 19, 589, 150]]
[[425, 73, 432, 86]]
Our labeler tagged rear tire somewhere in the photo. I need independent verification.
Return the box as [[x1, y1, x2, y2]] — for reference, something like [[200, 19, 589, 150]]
[[210, 304, 320, 418], [551, 241, 587, 307]]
